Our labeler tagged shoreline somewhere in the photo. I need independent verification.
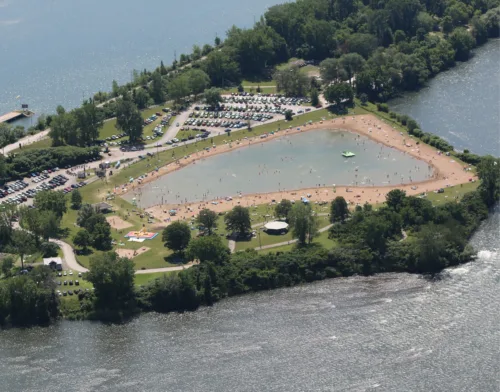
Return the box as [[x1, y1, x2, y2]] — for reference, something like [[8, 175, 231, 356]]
[[110, 114, 474, 225]]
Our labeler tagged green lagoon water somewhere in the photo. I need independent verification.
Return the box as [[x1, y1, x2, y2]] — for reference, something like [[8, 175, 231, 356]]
[[128, 130, 432, 207]]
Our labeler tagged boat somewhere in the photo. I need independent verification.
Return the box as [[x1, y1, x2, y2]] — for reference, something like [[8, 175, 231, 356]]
[[342, 151, 356, 158]]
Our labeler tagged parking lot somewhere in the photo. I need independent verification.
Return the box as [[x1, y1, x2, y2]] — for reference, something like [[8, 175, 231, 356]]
[[0, 169, 88, 207]]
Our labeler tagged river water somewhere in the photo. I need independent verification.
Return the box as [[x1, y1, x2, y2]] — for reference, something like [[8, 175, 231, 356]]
[[390, 40, 500, 156], [128, 130, 431, 207], [0, 210, 498, 392], [0, 0, 274, 119], [1, 12, 499, 392]]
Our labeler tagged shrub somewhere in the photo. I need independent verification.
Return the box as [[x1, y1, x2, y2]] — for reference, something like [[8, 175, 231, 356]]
[[407, 119, 419, 132], [40, 242, 59, 258], [376, 103, 389, 112]]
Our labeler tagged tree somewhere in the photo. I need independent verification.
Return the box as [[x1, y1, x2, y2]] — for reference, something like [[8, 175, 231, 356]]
[[34, 190, 67, 218], [150, 71, 165, 104], [1, 256, 14, 277], [273, 66, 310, 97], [449, 28, 476, 61], [202, 44, 213, 56], [204, 87, 223, 108], [71, 189, 82, 210], [186, 69, 210, 98], [73, 229, 91, 252], [192, 44, 202, 61], [441, 16, 454, 34], [477, 156, 500, 207], [38, 210, 61, 241], [133, 88, 150, 109], [7, 230, 35, 270], [320, 58, 348, 84], [359, 93, 368, 105], [346, 33, 379, 58], [386, 189, 407, 212], [91, 222, 112, 251], [324, 83, 354, 106], [310, 88, 319, 107], [214, 36, 221, 46], [203, 48, 241, 87], [115, 95, 143, 142], [159, 60, 167, 75], [87, 252, 136, 311], [285, 110, 293, 121], [196, 208, 218, 235], [445, 1, 470, 27], [49, 107, 76, 146], [288, 203, 318, 245], [162, 221, 191, 253], [168, 74, 191, 104], [224, 206, 251, 236], [330, 196, 349, 223], [416, 223, 448, 272], [339, 53, 366, 85], [77, 204, 98, 227], [73, 100, 103, 146], [186, 235, 229, 264], [275, 199, 293, 220]]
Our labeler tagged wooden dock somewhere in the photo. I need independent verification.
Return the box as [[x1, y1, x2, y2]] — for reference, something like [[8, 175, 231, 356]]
[[0, 110, 35, 124]]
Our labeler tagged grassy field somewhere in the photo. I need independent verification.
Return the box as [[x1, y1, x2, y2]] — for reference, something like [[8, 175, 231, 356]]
[[276, 58, 320, 76], [14, 137, 52, 152], [60, 196, 176, 270], [135, 271, 175, 286], [422, 181, 479, 205], [257, 227, 337, 255], [234, 215, 330, 251]]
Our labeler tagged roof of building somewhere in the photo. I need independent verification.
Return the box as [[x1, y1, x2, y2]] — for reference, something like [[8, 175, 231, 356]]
[[92, 202, 113, 211], [264, 221, 289, 231], [43, 257, 63, 266]]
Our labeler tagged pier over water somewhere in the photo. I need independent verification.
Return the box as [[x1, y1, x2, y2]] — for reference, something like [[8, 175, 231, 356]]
[[0, 110, 35, 124]]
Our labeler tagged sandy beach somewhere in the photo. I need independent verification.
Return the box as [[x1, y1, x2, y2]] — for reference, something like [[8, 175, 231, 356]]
[[113, 114, 475, 225]]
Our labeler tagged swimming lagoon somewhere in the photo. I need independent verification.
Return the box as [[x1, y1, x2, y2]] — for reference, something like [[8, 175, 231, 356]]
[[128, 130, 432, 207]]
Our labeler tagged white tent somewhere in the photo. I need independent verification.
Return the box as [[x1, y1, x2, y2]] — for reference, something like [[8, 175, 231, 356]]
[[264, 221, 289, 231]]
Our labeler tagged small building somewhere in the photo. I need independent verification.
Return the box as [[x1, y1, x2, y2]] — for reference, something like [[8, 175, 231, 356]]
[[92, 202, 113, 213], [263, 221, 289, 235], [43, 257, 63, 271]]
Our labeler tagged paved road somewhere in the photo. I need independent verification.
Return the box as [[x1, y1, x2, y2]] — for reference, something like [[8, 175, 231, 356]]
[[3, 130, 50, 155], [49, 237, 196, 275], [49, 239, 89, 273], [135, 264, 196, 274]]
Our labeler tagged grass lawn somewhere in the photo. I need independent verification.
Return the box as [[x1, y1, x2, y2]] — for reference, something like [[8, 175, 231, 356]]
[[257, 226, 337, 255], [424, 181, 479, 206], [99, 105, 174, 142], [60, 196, 176, 270], [234, 215, 331, 251], [13, 137, 52, 153], [135, 271, 175, 286]]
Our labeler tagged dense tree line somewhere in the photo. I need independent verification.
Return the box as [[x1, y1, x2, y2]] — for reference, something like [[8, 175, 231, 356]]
[[1, 145, 99, 182], [0, 266, 59, 327]]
